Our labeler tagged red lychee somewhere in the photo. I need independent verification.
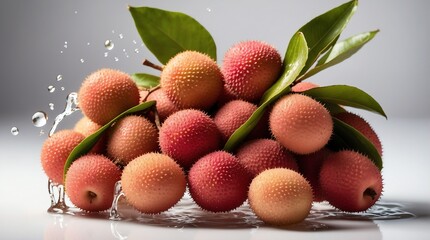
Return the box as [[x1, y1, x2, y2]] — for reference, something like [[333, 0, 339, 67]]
[[188, 151, 250, 212], [159, 109, 221, 169], [319, 150, 383, 212], [222, 40, 282, 102], [65, 154, 121, 212], [236, 139, 298, 178]]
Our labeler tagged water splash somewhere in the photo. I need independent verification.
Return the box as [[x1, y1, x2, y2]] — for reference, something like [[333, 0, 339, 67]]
[[56, 75, 63, 81], [32, 111, 48, 127], [49, 92, 79, 137], [80, 58, 85, 63], [10, 127, 19, 136], [49, 103, 54, 110]]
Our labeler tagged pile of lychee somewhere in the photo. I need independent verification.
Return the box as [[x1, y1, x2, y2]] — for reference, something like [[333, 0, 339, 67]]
[[40, 40, 383, 226]]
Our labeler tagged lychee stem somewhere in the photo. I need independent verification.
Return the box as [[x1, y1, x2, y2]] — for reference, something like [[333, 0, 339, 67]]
[[363, 188, 377, 200], [87, 191, 97, 204], [142, 59, 164, 71]]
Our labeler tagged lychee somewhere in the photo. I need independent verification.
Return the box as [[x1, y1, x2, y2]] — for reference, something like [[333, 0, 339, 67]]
[[292, 81, 319, 92], [248, 168, 313, 225], [78, 68, 140, 125], [107, 115, 158, 165], [297, 148, 332, 202], [65, 154, 121, 212], [222, 41, 282, 102], [214, 100, 257, 142], [188, 151, 250, 212], [146, 88, 179, 121], [40, 130, 85, 184], [74, 116, 106, 153], [160, 51, 223, 110], [319, 150, 383, 212], [335, 112, 383, 156], [121, 153, 186, 214], [269, 94, 333, 154], [159, 109, 221, 169], [236, 139, 298, 178]]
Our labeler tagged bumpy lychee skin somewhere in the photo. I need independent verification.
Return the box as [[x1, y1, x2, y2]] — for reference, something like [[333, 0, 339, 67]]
[[222, 41, 282, 102], [248, 168, 313, 225], [319, 150, 383, 212], [236, 139, 298, 178], [78, 69, 140, 125], [270, 94, 333, 154], [147, 89, 179, 121], [107, 115, 158, 165], [40, 130, 85, 184], [65, 154, 121, 212], [161, 51, 223, 110], [292, 82, 319, 92], [121, 153, 186, 214], [214, 100, 257, 141], [188, 151, 250, 212], [159, 109, 221, 169], [335, 112, 383, 156], [74, 116, 106, 153], [297, 148, 332, 202]]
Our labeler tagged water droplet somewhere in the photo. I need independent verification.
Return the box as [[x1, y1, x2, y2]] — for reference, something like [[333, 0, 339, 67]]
[[61, 87, 65, 91], [80, 58, 85, 63], [122, 49, 126, 52], [48, 85, 55, 93], [49, 92, 79, 137], [32, 111, 48, 127], [10, 127, 19, 136], [74, 10, 78, 14], [134, 48, 139, 53], [104, 40, 114, 50], [39, 129, 45, 136], [114, 57, 119, 62], [206, 7, 212, 12], [104, 52, 109, 57], [63, 44, 68, 49], [49, 103, 54, 110], [60, 51, 63, 54], [119, 33, 124, 39], [112, 30, 115, 34], [56, 75, 63, 81], [132, 40, 137, 44], [87, 42, 90, 46]]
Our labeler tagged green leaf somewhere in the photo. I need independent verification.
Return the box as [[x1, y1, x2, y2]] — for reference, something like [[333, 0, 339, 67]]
[[63, 101, 156, 182], [131, 73, 160, 89], [224, 32, 308, 152], [298, 0, 358, 75], [260, 32, 309, 104], [300, 30, 379, 80], [303, 85, 387, 118], [129, 6, 216, 64], [331, 117, 383, 170]]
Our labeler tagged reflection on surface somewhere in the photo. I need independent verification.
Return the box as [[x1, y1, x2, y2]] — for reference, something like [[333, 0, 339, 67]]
[[43, 199, 428, 240]]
